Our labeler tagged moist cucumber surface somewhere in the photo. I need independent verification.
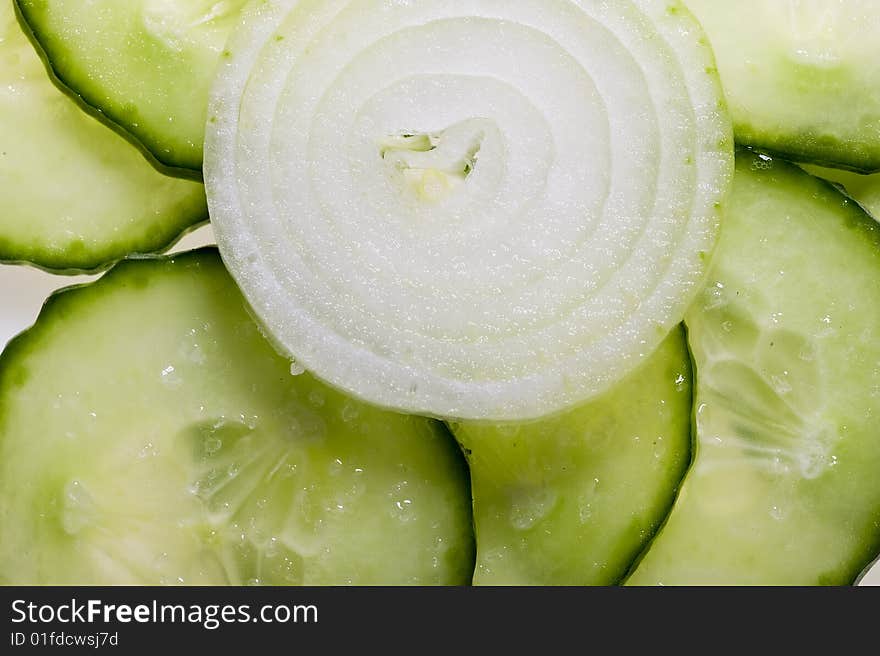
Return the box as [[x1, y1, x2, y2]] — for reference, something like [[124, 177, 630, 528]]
[[0, 3, 207, 273], [801, 164, 880, 221], [684, 0, 880, 172], [16, 0, 249, 171], [0, 249, 475, 585], [628, 153, 880, 585], [450, 327, 692, 585]]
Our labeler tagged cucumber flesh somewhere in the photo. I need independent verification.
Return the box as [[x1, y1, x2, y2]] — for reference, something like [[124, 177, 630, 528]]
[[16, 0, 249, 171], [0, 3, 207, 273], [801, 164, 880, 221], [684, 0, 880, 172], [0, 249, 475, 585], [629, 153, 880, 585], [450, 327, 692, 585]]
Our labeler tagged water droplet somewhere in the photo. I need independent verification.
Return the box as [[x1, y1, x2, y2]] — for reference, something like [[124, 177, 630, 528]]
[[578, 503, 593, 522], [308, 390, 325, 407], [770, 374, 792, 395], [60, 481, 98, 535], [389, 481, 416, 523], [341, 402, 360, 423], [509, 486, 557, 530], [204, 437, 222, 455], [653, 437, 665, 461], [674, 373, 687, 391], [817, 314, 835, 337], [138, 442, 158, 458], [160, 364, 182, 389], [181, 341, 206, 365], [769, 505, 786, 521]]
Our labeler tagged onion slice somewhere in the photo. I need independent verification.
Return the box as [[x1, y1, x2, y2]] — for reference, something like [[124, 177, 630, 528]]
[[205, 0, 732, 420]]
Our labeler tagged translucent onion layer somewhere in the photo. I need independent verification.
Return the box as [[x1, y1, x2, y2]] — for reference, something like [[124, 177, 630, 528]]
[[205, 0, 732, 420]]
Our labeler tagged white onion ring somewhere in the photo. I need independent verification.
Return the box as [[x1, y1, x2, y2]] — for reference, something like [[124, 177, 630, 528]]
[[206, 0, 732, 420]]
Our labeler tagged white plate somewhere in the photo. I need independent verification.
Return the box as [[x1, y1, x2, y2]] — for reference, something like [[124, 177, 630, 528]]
[[1, 222, 878, 585]]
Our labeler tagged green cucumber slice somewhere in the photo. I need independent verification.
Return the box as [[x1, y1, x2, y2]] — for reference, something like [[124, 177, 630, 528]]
[[0, 249, 475, 585], [801, 165, 880, 221], [628, 153, 880, 585], [450, 327, 692, 585], [205, 0, 732, 420], [16, 0, 249, 172], [684, 0, 880, 172], [0, 3, 207, 273]]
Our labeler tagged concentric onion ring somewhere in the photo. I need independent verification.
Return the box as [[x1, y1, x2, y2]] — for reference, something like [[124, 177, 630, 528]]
[[205, 0, 732, 420]]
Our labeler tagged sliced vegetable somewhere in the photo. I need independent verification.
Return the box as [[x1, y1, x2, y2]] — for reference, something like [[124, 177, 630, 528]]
[[684, 0, 880, 172], [0, 249, 475, 585], [0, 3, 206, 273], [450, 327, 692, 585], [801, 164, 880, 221], [628, 153, 880, 585], [205, 0, 732, 420], [16, 0, 249, 171]]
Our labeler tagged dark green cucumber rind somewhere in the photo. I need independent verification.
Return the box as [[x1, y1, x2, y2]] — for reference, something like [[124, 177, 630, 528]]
[[630, 152, 880, 585], [736, 128, 880, 175], [437, 421, 478, 585], [855, 553, 880, 585], [620, 323, 698, 584], [14, 0, 203, 175], [798, 161, 880, 584], [0, 4, 210, 272], [449, 326, 692, 586], [0, 249, 220, 385], [778, 157, 880, 585], [611, 324, 694, 585], [799, 164, 880, 224], [0, 213, 209, 276]]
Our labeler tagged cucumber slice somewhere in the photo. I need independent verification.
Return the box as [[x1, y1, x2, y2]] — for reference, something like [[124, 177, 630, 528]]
[[0, 3, 207, 273], [628, 153, 880, 585], [16, 0, 249, 171], [683, 0, 880, 172], [450, 327, 692, 585], [205, 0, 732, 420], [801, 164, 880, 221], [0, 249, 474, 585]]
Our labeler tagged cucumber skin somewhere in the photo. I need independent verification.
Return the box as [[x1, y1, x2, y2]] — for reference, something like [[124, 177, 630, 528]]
[[629, 152, 880, 585], [0, 219, 208, 276], [451, 326, 694, 586], [11, 0, 204, 182], [682, 0, 880, 174], [14, 0, 244, 173], [0, 3, 209, 273], [0, 249, 476, 585], [801, 164, 880, 223], [739, 135, 880, 177]]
